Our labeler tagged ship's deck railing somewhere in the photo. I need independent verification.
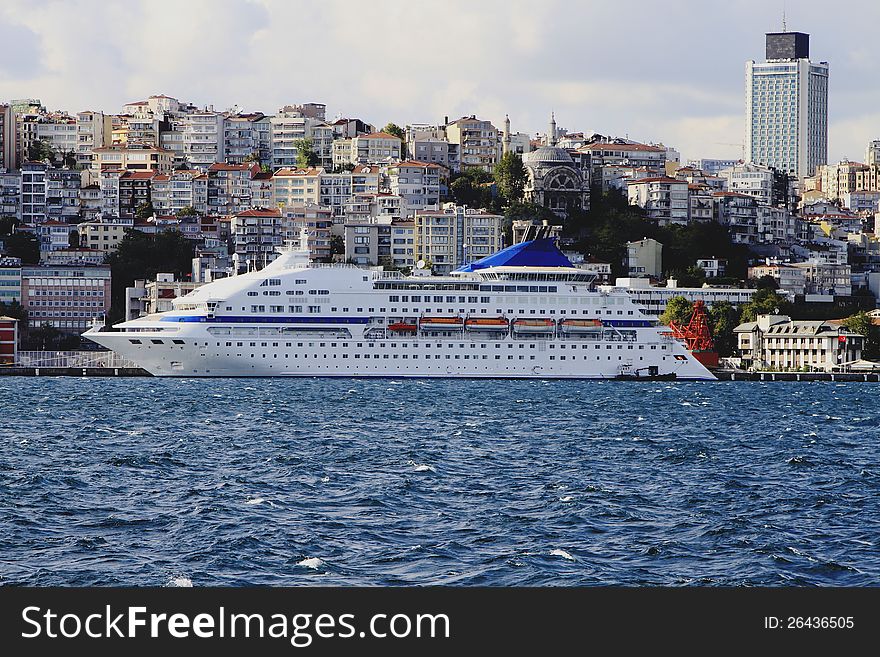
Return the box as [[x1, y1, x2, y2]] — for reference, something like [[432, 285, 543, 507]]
[[15, 351, 141, 369]]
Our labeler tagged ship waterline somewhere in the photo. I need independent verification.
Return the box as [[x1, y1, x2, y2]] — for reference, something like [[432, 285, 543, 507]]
[[85, 234, 714, 380]]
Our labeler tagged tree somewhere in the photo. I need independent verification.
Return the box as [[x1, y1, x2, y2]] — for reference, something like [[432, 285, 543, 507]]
[[708, 301, 741, 357], [27, 139, 54, 163], [494, 152, 527, 206], [0, 216, 18, 237], [842, 311, 880, 360], [61, 150, 77, 169], [0, 300, 27, 323], [177, 205, 198, 217], [753, 275, 779, 290], [68, 231, 80, 248], [659, 296, 693, 326], [104, 230, 196, 323], [382, 123, 406, 157], [739, 288, 789, 323], [135, 201, 155, 219], [244, 152, 261, 164], [4, 232, 40, 264], [330, 234, 344, 256], [293, 138, 320, 168]]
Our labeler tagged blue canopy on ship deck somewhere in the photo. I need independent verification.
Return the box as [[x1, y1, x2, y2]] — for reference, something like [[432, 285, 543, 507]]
[[456, 238, 574, 272]]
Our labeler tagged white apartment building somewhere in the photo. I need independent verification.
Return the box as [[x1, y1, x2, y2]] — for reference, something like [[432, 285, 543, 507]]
[[612, 277, 757, 316], [745, 31, 828, 179], [735, 314, 862, 371], [77, 216, 135, 254], [151, 170, 209, 215], [342, 193, 403, 224], [224, 113, 271, 164], [270, 111, 323, 169], [627, 177, 688, 225], [388, 161, 441, 217], [273, 167, 321, 208], [626, 238, 663, 279], [350, 132, 402, 164], [414, 204, 504, 274], [720, 162, 774, 206], [1, 171, 21, 219], [344, 218, 414, 268], [749, 263, 808, 295], [35, 119, 78, 162], [445, 116, 499, 172], [75, 111, 111, 168]]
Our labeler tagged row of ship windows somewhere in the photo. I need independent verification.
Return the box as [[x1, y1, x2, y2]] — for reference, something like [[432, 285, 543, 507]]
[[239, 306, 635, 316], [132, 339, 663, 351], [191, 353, 658, 362]]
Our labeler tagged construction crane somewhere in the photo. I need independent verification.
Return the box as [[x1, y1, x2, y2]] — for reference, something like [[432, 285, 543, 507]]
[[713, 142, 745, 161]]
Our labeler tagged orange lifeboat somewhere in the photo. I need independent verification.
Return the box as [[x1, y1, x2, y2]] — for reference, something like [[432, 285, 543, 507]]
[[465, 317, 509, 331], [512, 318, 555, 334], [559, 318, 603, 333], [419, 316, 464, 331], [388, 322, 417, 332]]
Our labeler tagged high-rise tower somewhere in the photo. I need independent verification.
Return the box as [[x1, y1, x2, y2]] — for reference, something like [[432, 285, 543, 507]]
[[745, 31, 828, 179]]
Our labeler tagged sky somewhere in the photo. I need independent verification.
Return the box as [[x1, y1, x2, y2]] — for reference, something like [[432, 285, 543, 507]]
[[1, 0, 878, 164]]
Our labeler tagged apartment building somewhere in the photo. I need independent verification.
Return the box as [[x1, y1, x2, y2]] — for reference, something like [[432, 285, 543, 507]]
[[345, 218, 414, 268], [414, 204, 503, 274], [388, 160, 441, 217], [93, 144, 173, 172], [77, 216, 135, 254], [445, 116, 499, 172], [207, 162, 261, 215], [21, 264, 112, 332], [273, 167, 321, 209], [151, 170, 209, 215], [350, 132, 402, 164], [627, 177, 688, 225]]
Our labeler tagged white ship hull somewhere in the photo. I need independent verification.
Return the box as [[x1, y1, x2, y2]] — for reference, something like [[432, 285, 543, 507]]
[[85, 327, 714, 379], [85, 235, 715, 380]]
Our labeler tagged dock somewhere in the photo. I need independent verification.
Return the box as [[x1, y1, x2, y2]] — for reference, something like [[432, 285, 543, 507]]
[[713, 370, 880, 382]]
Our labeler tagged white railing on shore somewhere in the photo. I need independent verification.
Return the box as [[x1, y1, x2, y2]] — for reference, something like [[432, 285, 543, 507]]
[[15, 351, 141, 369]]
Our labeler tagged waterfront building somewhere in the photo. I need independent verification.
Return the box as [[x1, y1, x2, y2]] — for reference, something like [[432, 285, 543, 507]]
[[612, 277, 757, 316], [0, 256, 22, 304], [0, 314, 17, 364], [735, 314, 863, 371], [745, 31, 828, 179], [21, 264, 111, 332]]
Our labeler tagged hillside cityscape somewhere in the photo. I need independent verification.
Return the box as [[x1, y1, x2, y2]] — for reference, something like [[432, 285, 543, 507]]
[[1, 28, 879, 371]]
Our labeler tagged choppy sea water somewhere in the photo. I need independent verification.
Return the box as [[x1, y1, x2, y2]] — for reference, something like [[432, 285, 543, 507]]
[[1, 378, 878, 586]]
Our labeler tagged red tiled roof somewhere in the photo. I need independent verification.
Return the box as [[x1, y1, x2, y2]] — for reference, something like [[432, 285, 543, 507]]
[[236, 208, 281, 217], [358, 132, 402, 141], [393, 160, 440, 169], [580, 142, 665, 153], [274, 167, 321, 176], [627, 176, 685, 185], [121, 170, 158, 179]]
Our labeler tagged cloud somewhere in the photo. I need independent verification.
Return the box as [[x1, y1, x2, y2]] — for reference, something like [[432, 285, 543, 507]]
[[0, 0, 875, 165]]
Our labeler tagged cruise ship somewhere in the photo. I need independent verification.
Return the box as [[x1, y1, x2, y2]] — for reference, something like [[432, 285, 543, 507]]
[[85, 232, 715, 380]]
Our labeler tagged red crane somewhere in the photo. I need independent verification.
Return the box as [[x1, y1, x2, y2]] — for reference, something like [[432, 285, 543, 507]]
[[668, 300, 719, 368]]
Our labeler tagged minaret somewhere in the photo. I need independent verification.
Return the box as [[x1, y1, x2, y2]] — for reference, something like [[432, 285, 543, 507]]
[[502, 114, 511, 155], [548, 112, 557, 146]]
